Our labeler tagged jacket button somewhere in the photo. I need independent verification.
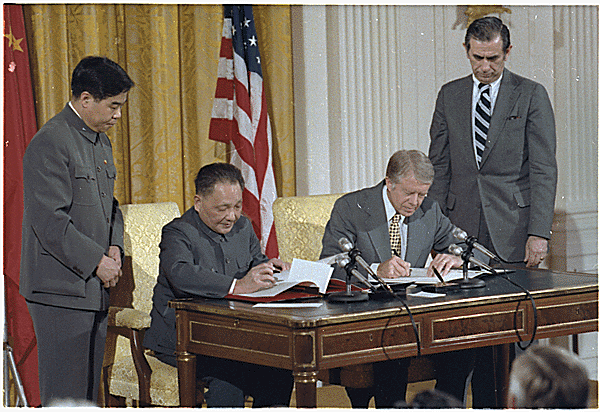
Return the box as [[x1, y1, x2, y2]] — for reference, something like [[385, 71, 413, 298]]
[[101, 192, 106, 197], [97, 166, 102, 172], [225, 258, 231, 264]]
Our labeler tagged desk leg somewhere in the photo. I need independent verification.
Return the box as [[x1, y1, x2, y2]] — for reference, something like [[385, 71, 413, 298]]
[[177, 351, 197, 407], [495, 344, 511, 408], [293, 371, 318, 408]]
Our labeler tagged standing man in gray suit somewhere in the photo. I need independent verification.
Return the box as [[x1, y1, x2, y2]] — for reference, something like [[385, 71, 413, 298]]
[[427, 17, 558, 407], [20, 56, 134, 405], [428, 16, 557, 268], [320, 150, 470, 408]]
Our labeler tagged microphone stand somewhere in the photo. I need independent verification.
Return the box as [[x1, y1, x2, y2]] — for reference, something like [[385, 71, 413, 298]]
[[455, 244, 486, 289], [328, 256, 369, 303]]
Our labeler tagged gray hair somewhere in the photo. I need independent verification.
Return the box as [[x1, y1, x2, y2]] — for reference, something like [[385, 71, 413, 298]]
[[385, 150, 434, 184], [508, 345, 589, 408]]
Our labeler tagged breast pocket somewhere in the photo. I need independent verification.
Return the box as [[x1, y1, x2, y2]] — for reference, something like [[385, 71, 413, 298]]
[[513, 187, 531, 208], [106, 164, 117, 179], [72, 165, 98, 206]]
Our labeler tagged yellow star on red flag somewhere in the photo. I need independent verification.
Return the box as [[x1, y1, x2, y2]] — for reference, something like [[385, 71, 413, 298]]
[[4, 27, 24, 52]]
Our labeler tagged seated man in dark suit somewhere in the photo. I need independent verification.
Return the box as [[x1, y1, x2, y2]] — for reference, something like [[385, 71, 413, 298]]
[[320, 149, 470, 408], [143, 162, 293, 407]]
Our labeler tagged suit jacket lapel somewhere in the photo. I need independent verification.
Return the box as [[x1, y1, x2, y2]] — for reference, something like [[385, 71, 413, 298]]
[[404, 207, 426, 264], [361, 181, 390, 262], [455, 76, 480, 171], [481, 69, 519, 166]]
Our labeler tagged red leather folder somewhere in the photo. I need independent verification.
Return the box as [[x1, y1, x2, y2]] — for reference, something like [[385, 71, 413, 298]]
[[225, 278, 364, 303]]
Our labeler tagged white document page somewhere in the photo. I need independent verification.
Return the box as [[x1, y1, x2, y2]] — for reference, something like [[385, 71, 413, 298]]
[[368, 268, 486, 285], [236, 258, 334, 298]]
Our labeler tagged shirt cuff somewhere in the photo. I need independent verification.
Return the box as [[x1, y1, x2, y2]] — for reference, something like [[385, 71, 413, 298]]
[[228, 279, 237, 294]]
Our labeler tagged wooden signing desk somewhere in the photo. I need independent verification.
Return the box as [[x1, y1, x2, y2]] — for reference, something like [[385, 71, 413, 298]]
[[169, 268, 598, 407]]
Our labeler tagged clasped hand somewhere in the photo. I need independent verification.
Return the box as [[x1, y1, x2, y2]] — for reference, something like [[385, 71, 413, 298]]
[[96, 246, 122, 288], [233, 258, 291, 295]]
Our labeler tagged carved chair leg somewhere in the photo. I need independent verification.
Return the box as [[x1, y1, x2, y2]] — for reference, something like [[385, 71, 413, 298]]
[[129, 329, 153, 406]]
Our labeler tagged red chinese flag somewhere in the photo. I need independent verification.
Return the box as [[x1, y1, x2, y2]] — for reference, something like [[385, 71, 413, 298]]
[[3, 4, 41, 406]]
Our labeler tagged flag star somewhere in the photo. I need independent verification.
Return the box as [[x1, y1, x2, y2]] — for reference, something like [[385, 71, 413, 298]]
[[4, 28, 23, 52], [249, 36, 257, 46], [243, 18, 251, 27], [232, 25, 236, 36], [256, 56, 261, 65]]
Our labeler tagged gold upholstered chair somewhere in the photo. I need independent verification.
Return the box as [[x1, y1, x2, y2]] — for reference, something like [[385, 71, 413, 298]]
[[102, 202, 187, 407], [272, 193, 345, 263]]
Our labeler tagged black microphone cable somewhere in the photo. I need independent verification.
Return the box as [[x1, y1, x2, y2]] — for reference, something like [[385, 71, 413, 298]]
[[337, 238, 421, 356], [453, 229, 538, 350], [376, 285, 422, 358], [491, 259, 538, 350]]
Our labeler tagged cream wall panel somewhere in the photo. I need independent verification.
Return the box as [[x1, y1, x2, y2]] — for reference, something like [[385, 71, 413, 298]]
[[291, 6, 332, 195]]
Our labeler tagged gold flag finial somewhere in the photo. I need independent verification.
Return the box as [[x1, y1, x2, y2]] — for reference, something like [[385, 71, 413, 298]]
[[465, 6, 511, 26]]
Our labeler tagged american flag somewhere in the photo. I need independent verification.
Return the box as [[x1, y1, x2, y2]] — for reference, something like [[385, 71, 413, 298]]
[[209, 5, 279, 259]]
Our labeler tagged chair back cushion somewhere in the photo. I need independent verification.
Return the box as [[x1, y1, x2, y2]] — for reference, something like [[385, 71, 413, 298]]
[[121, 202, 181, 314], [272, 193, 344, 262]]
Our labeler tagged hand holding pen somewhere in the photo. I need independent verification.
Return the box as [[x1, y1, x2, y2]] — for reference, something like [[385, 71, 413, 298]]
[[378, 250, 411, 278]]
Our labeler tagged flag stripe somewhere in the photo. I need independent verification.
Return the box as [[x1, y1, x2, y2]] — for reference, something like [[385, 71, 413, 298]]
[[209, 5, 279, 258]]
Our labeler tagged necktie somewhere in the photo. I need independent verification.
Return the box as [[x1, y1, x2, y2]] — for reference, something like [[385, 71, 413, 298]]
[[474, 83, 491, 167], [389, 213, 402, 257]]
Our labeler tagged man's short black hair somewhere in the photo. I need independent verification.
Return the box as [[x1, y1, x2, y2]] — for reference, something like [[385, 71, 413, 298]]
[[71, 56, 134, 101], [465, 16, 511, 54], [194, 163, 245, 196]]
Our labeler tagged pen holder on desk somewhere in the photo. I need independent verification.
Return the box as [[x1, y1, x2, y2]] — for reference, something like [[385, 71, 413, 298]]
[[421, 283, 460, 293], [369, 283, 420, 300]]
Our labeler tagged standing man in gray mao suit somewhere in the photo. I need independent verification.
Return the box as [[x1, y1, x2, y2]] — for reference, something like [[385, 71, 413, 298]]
[[20, 56, 134, 406], [427, 17, 558, 408]]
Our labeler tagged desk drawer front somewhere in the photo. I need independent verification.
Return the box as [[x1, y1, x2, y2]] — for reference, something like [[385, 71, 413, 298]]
[[430, 307, 525, 346], [536, 294, 598, 335], [320, 319, 418, 364], [189, 317, 292, 368]]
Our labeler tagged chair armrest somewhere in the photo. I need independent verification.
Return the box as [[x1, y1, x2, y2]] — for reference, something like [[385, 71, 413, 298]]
[[108, 306, 152, 330]]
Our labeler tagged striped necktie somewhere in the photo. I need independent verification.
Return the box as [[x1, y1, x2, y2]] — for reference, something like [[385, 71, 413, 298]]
[[474, 83, 491, 167], [389, 213, 402, 257]]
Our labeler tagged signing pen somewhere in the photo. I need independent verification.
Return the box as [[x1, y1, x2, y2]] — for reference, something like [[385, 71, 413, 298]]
[[432, 266, 446, 284], [392, 249, 411, 275]]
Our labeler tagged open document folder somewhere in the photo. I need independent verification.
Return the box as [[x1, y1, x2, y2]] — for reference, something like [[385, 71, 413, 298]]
[[367, 268, 487, 285], [235, 257, 334, 298]]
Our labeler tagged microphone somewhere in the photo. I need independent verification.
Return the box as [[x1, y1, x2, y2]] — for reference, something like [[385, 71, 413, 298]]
[[449, 244, 496, 274], [336, 255, 377, 291], [452, 227, 498, 261], [338, 237, 394, 294]]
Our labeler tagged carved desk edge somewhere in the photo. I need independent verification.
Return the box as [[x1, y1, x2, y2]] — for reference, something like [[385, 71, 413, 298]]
[[169, 270, 597, 330]]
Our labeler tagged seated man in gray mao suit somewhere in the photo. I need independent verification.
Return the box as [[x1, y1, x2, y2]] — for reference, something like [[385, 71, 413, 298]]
[[143, 162, 294, 407], [320, 149, 471, 408]]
